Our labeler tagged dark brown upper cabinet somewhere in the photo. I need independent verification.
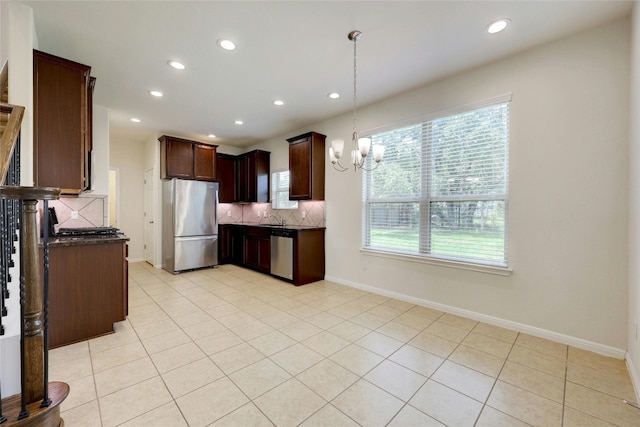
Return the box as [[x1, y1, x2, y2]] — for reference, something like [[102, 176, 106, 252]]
[[216, 153, 238, 203], [237, 150, 270, 203], [159, 135, 217, 181], [193, 143, 217, 181], [287, 132, 326, 200], [33, 50, 94, 194]]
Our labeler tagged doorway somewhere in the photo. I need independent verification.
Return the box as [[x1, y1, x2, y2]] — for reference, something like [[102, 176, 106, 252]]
[[144, 168, 156, 266], [108, 168, 119, 227]]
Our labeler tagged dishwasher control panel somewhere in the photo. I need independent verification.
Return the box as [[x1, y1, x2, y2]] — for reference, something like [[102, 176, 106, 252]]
[[270, 228, 296, 238]]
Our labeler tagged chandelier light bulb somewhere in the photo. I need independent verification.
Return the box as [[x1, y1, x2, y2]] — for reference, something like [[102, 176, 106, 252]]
[[373, 145, 385, 163], [331, 139, 344, 159], [358, 137, 371, 157], [329, 147, 337, 164]]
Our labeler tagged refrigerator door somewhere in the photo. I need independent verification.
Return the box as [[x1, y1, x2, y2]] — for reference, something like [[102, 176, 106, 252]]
[[174, 235, 218, 272], [173, 179, 218, 237]]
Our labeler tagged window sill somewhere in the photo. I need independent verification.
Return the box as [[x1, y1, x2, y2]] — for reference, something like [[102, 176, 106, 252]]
[[360, 248, 512, 276]]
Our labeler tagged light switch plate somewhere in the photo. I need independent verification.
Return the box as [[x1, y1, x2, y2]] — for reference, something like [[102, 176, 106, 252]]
[[71, 210, 79, 219]]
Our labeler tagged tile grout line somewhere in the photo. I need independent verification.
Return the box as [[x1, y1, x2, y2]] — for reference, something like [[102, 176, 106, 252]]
[[78, 263, 639, 426]]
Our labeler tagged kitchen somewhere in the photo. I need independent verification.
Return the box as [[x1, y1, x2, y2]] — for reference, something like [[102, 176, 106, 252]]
[[27, 47, 329, 349], [1, 1, 639, 425]]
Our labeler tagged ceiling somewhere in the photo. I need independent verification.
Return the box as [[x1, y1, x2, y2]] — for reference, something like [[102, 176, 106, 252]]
[[17, 0, 633, 148]]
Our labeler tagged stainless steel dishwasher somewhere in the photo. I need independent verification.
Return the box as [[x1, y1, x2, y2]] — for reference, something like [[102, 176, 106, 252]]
[[270, 228, 294, 280]]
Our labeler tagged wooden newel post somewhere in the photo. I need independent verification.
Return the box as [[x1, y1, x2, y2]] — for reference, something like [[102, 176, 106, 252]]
[[0, 186, 60, 418], [21, 198, 44, 405]]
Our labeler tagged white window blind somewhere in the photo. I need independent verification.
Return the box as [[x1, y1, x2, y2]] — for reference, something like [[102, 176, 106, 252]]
[[362, 99, 509, 267], [271, 170, 298, 209]]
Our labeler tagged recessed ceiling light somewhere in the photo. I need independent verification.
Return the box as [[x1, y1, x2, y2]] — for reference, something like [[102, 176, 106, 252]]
[[217, 39, 236, 51], [149, 90, 163, 97], [208, 134, 216, 138], [167, 60, 186, 70], [130, 118, 141, 123], [234, 120, 243, 125], [328, 92, 340, 99], [487, 19, 510, 34], [273, 100, 284, 106]]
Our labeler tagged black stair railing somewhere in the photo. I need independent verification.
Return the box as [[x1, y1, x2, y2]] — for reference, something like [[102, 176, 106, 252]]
[[0, 131, 19, 338], [0, 118, 19, 424]]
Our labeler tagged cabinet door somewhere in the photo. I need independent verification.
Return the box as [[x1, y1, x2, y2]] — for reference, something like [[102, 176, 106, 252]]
[[237, 151, 270, 203], [245, 154, 258, 202], [257, 237, 271, 272], [244, 235, 270, 273], [289, 137, 312, 199], [217, 154, 237, 202], [165, 138, 193, 179], [287, 132, 325, 201], [34, 50, 91, 194], [219, 225, 231, 263], [231, 228, 245, 264], [84, 77, 96, 191], [244, 235, 259, 269], [194, 143, 216, 181], [237, 154, 247, 201]]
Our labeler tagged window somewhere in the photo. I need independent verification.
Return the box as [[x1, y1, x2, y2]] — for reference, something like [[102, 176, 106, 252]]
[[363, 97, 510, 267], [271, 170, 298, 209]]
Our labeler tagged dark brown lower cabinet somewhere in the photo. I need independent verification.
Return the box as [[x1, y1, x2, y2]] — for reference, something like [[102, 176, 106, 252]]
[[219, 224, 325, 285], [293, 228, 325, 285], [47, 240, 128, 348], [244, 227, 271, 273]]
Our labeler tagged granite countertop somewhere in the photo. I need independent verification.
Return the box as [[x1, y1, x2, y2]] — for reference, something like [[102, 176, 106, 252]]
[[43, 233, 130, 247], [221, 223, 326, 231]]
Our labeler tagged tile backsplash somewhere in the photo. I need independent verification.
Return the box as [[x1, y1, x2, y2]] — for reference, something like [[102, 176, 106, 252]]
[[44, 194, 108, 232], [218, 201, 325, 227]]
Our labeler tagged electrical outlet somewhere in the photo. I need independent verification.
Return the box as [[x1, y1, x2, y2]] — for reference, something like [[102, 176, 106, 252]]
[[227, 210, 231, 217], [263, 211, 268, 218], [71, 210, 79, 219], [301, 211, 306, 219]]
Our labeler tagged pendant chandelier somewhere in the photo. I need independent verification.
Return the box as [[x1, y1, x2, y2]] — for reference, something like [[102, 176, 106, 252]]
[[329, 30, 384, 172]]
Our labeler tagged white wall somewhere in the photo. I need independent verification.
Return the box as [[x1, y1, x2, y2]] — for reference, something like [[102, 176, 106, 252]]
[[110, 137, 146, 261], [628, 1, 640, 399], [92, 105, 110, 194], [1, 2, 6, 65], [256, 18, 631, 354], [8, 2, 36, 185]]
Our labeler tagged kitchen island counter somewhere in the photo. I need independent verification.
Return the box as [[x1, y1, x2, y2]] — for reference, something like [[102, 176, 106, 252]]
[[45, 233, 130, 247], [42, 235, 129, 348]]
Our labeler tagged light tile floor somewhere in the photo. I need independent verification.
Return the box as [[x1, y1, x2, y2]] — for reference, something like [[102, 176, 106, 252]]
[[51, 262, 640, 426]]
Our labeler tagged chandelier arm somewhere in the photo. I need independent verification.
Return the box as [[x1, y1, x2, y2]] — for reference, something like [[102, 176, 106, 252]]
[[332, 158, 350, 172], [359, 161, 381, 172]]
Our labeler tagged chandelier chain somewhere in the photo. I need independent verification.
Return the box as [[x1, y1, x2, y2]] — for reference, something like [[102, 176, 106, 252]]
[[353, 34, 358, 140]]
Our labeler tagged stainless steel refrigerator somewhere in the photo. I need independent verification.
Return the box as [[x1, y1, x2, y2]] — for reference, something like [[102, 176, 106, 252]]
[[162, 178, 218, 273]]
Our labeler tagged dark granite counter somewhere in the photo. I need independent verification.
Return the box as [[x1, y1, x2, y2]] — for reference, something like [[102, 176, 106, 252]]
[[220, 223, 325, 231], [43, 233, 130, 247]]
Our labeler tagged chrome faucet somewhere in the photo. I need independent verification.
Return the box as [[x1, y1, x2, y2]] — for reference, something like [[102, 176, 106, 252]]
[[269, 214, 286, 226]]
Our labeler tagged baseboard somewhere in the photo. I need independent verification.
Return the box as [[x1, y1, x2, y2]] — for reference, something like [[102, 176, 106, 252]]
[[325, 274, 627, 359], [126, 257, 144, 263], [626, 355, 640, 404]]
